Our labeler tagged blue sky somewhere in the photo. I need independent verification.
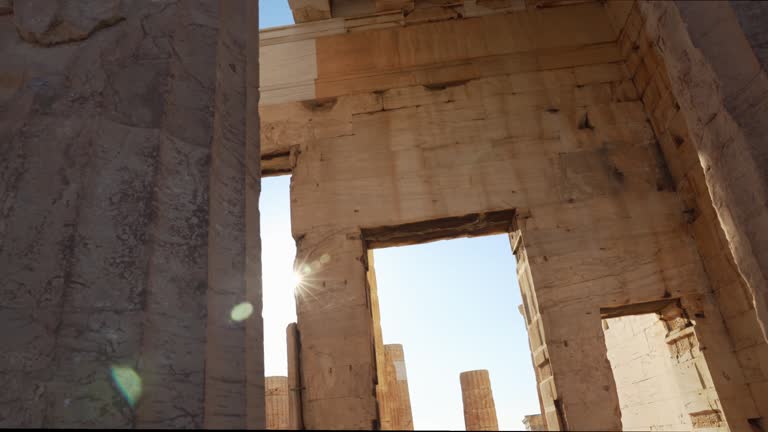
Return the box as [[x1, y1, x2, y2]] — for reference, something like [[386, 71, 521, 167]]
[[258, 4, 540, 430]]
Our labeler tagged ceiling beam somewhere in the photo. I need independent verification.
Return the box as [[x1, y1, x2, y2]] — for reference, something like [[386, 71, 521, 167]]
[[287, 0, 332, 23]]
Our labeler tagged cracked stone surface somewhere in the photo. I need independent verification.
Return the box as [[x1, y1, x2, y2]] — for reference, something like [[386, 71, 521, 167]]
[[0, 0, 260, 428], [13, 0, 125, 46]]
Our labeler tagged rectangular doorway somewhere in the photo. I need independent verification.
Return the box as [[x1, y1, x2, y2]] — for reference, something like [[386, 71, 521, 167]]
[[369, 233, 541, 430], [602, 303, 727, 431]]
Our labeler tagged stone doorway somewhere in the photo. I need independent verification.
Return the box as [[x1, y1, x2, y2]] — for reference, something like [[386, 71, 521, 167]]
[[368, 233, 540, 430], [362, 211, 539, 429], [601, 301, 726, 431]]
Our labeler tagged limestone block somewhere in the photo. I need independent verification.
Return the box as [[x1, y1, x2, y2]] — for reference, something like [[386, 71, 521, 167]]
[[639, 0, 768, 345]]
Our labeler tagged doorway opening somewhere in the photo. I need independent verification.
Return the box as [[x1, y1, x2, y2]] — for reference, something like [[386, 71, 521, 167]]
[[601, 301, 726, 431], [365, 213, 540, 430]]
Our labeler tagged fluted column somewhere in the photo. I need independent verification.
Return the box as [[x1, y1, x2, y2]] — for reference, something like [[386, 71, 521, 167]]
[[460, 370, 499, 431], [265, 376, 289, 430], [379, 344, 414, 430]]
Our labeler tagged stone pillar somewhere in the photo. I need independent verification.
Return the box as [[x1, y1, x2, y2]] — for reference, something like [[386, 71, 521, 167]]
[[0, 0, 263, 428], [265, 376, 290, 430], [0, 0, 261, 428], [514, 187, 760, 430], [460, 370, 499, 431], [379, 344, 414, 430], [204, 0, 251, 427], [293, 230, 378, 429], [245, 1, 265, 429], [286, 323, 304, 430]]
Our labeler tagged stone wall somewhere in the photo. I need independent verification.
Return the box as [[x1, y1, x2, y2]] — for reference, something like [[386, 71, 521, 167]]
[[605, 0, 768, 427], [268, 1, 762, 428], [603, 313, 723, 430]]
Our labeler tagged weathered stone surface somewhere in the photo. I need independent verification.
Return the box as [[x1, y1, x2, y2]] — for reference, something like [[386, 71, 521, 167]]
[[460, 370, 499, 431], [0, 0, 262, 428], [637, 0, 768, 342], [287, 0, 330, 23], [4, 0, 768, 430], [265, 376, 289, 430], [263, 1, 768, 429], [14, 0, 125, 46], [378, 344, 414, 430], [607, 1, 768, 428], [245, 2, 265, 429], [603, 314, 722, 431]]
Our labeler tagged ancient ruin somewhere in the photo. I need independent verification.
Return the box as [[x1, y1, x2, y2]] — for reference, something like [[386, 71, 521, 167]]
[[460, 370, 500, 431], [1, 0, 768, 430], [377, 344, 414, 430], [265, 376, 290, 430]]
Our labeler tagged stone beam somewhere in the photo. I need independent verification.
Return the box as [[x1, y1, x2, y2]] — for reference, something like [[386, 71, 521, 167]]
[[257, 1, 619, 157], [288, 0, 332, 23]]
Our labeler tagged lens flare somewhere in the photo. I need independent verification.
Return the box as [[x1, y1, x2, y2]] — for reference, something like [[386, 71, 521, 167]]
[[230, 302, 254, 322], [290, 271, 303, 289], [110, 366, 142, 408]]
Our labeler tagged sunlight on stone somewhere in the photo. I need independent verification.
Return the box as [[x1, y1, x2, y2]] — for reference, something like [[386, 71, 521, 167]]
[[230, 302, 254, 322], [110, 366, 142, 408]]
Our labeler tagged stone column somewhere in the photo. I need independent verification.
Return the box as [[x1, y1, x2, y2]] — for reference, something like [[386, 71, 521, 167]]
[[460, 370, 499, 431], [287, 323, 304, 430], [0, 0, 261, 428], [293, 230, 378, 429], [265, 376, 290, 430], [379, 344, 414, 430]]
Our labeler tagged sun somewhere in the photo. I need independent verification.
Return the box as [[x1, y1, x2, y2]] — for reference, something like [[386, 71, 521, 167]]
[[289, 271, 303, 290]]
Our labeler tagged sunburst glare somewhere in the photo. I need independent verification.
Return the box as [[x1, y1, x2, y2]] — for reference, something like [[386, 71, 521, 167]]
[[290, 271, 303, 290]]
